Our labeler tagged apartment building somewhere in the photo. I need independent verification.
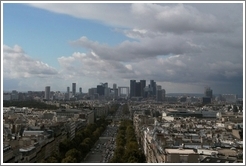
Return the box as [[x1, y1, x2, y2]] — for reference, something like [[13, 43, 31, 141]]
[[132, 102, 243, 163]]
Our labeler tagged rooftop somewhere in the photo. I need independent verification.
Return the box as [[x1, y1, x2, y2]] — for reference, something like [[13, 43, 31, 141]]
[[19, 146, 35, 152], [165, 148, 196, 154]]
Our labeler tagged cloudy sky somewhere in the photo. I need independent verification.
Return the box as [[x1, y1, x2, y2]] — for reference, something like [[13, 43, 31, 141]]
[[2, 2, 244, 96]]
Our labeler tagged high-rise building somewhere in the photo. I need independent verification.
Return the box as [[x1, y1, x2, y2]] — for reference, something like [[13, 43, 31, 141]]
[[101, 83, 109, 97], [130, 80, 136, 98], [114, 89, 118, 98], [104, 83, 108, 88], [144, 86, 149, 98], [162, 89, 166, 101], [113, 83, 118, 98], [105, 87, 110, 97], [88, 88, 97, 96], [156, 89, 162, 101], [156, 85, 162, 101], [140, 80, 146, 98], [156, 89, 166, 102], [113, 83, 117, 90], [45, 86, 50, 100], [66, 86, 70, 100], [135, 82, 141, 97], [79, 87, 82, 93], [97, 85, 104, 96], [150, 80, 156, 96], [72, 83, 76, 95], [204, 87, 213, 98], [131, 79, 157, 98], [156, 85, 162, 91], [202, 97, 211, 104]]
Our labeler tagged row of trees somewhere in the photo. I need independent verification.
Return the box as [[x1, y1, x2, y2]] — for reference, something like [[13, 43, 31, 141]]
[[110, 119, 146, 163], [122, 103, 130, 115], [3, 100, 58, 110], [108, 103, 120, 115], [43, 118, 109, 163]]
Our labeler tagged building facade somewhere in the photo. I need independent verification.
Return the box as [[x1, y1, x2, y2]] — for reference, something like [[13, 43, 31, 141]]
[[204, 87, 213, 98], [130, 80, 136, 98], [140, 80, 146, 98], [72, 83, 76, 96], [44, 86, 50, 100]]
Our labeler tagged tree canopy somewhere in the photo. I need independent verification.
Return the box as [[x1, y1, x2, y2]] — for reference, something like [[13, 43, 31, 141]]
[[45, 117, 109, 163], [110, 119, 146, 163]]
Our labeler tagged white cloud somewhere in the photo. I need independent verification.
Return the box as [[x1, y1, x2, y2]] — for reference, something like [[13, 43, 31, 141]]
[[3, 45, 58, 79], [57, 51, 134, 81], [125, 64, 133, 71], [4, 3, 243, 95]]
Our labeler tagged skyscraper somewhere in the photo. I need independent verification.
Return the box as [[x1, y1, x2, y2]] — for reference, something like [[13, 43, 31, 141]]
[[79, 87, 82, 93], [113, 83, 117, 90], [135, 82, 141, 97], [72, 83, 76, 96], [150, 80, 156, 96], [204, 87, 213, 98], [88, 88, 97, 96], [103, 83, 109, 97], [156, 85, 162, 91], [156, 89, 165, 102], [156, 89, 162, 101], [97, 85, 104, 96], [162, 89, 166, 101], [113, 83, 118, 98], [140, 80, 146, 98], [45, 86, 50, 100], [130, 80, 136, 98], [104, 83, 108, 88], [66, 87, 70, 100]]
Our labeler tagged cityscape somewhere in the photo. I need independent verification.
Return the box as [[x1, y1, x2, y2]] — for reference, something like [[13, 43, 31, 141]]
[[2, 81, 242, 103], [2, 80, 244, 163], [2, 2, 244, 165]]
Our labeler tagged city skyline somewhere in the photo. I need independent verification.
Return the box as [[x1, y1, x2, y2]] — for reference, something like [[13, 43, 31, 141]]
[[3, 80, 242, 99], [2, 2, 244, 96]]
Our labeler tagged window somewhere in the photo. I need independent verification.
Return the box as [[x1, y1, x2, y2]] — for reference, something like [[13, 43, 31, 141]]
[[180, 155, 188, 163]]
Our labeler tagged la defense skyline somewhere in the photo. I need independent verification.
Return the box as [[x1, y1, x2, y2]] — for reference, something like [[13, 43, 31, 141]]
[[43, 80, 155, 101], [39, 79, 241, 98], [3, 77, 243, 99], [43, 80, 200, 95], [3, 79, 243, 98]]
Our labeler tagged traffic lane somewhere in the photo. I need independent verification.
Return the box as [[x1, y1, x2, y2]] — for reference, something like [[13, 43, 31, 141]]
[[83, 139, 108, 163]]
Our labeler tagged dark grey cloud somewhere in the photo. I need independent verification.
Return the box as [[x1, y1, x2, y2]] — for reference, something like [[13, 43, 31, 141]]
[[30, 3, 233, 34], [130, 3, 228, 34], [8, 3, 244, 95], [70, 35, 203, 62]]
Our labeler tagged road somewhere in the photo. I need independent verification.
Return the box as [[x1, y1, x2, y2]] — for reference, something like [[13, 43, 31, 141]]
[[82, 105, 131, 163]]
